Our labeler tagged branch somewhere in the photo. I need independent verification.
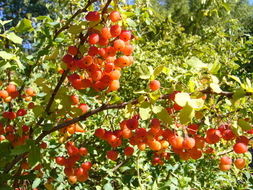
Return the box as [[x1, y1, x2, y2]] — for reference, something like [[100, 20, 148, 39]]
[[53, 0, 98, 40], [35, 94, 170, 142], [200, 87, 252, 98]]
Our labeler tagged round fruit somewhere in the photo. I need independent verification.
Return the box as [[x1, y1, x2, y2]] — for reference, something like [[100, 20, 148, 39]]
[[149, 80, 160, 91], [233, 143, 248, 154], [234, 158, 246, 169]]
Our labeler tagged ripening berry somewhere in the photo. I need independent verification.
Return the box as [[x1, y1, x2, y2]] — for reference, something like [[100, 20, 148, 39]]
[[79, 147, 88, 156], [5, 125, 14, 133], [236, 136, 249, 145], [124, 146, 134, 156], [189, 148, 202, 160], [169, 136, 184, 149], [220, 156, 232, 165], [55, 157, 66, 166], [120, 30, 131, 41], [40, 142, 47, 149], [233, 143, 248, 154], [115, 56, 130, 67], [101, 27, 112, 39], [219, 164, 231, 171], [25, 88, 36, 96], [17, 109, 27, 116], [106, 150, 118, 161], [78, 103, 89, 113], [149, 80, 160, 91], [22, 125, 29, 133], [68, 176, 77, 184], [126, 118, 139, 130], [28, 102, 35, 109], [109, 11, 121, 22], [68, 46, 78, 56], [98, 37, 109, 46], [183, 137, 195, 149], [88, 33, 99, 45], [110, 25, 121, 37], [187, 124, 199, 135], [85, 11, 100, 21], [6, 84, 17, 94], [104, 62, 115, 73], [108, 80, 120, 92], [0, 90, 9, 99], [70, 95, 79, 105], [88, 46, 98, 56], [81, 161, 92, 170], [114, 39, 125, 51], [62, 54, 73, 65], [234, 158, 246, 169], [122, 44, 134, 55], [122, 128, 132, 139]]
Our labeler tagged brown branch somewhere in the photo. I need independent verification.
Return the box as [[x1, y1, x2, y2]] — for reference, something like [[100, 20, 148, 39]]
[[35, 94, 170, 142], [200, 87, 252, 98], [53, 0, 98, 40]]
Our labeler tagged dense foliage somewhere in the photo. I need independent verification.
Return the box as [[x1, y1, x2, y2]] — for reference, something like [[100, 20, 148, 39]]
[[0, 0, 253, 190]]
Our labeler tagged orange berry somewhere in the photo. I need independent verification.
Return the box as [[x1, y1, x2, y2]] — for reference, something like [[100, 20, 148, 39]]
[[219, 164, 231, 171], [109, 11, 121, 22], [183, 137, 195, 149], [220, 156, 232, 165], [68, 176, 77, 184], [149, 80, 160, 91], [233, 143, 248, 154], [234, 158, 246, 169]]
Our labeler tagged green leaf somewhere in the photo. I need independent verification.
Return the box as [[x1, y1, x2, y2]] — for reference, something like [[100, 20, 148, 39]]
[[139, 102, 152, 120], [0, 51, 14, 60], [175, 92, 190, 107], [32, 178, 41, 188], [152, 105, 164, 114], [103, 182, 113, 190], [6, 32, 23, 44], [15, 18, 33, 33], [209, 59, 221, 74], [149, 90, 161, 101], [156, 108, 172, 124], [0, 20, 12, 26], [228, 75, 242, 84], [10, 144, 29, 155], [68, 24, 85, 34], [238, 119, 252, 131], [28, 145, 41, 167], [188, 99, 204, 109], [186, 57, 208, 70], [33, 106, 44, 117], [179, 104, 194, 124], [153, 65, 164, 77], [137, 64, 151, 79], [126, 18, 137, 27], [210, 83, 222, 93]]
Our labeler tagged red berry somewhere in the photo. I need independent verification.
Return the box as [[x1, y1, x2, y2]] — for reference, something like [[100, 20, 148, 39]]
[[109, 11, 121, 22], [124, 146, 134, 156], [234, 158, 246, 169], [79, 147, 88, 156], [110, 25, 121, 37], [88, 33, 99, 45], [233, 143, 247, 154], [220, 156, 232, 165], [149, 80, 160, 91], [85, 11, 100, 21], [68, 46, 78, 56], [119, 30, 131, 41], [106, 150, 118, 161]]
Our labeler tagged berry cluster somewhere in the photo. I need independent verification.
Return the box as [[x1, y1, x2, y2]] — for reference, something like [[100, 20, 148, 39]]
[[55, 141, 92, 184], [63, 10, 134, 92]]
